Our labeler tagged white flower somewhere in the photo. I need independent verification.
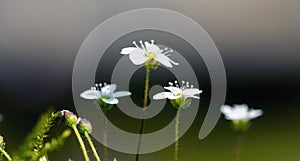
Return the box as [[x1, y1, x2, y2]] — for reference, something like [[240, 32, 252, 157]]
[[153, 80, 202, 100], [153, 80, 202, 108], [80, 83, 131, 105], [221, 104, 263, 121], [120, 40, 179, 68]]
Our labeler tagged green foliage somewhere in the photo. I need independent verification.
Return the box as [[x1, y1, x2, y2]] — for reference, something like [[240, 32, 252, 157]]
[[39, 129, 71, 160], [0, 141, 5, 161], [13, 109, 61, 161], [1, 108, 97, 161]]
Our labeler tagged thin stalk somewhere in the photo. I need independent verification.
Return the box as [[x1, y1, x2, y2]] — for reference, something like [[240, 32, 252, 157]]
[[84, 132, 101, 161], [0, 147, 12, 161], [234, 132, 243, 161], [174, 107, 181, 161], [143, 66, 150, 110], [103, 110, 109, 161], [72, 124, 89, 161], [135, 66, 151, 161]]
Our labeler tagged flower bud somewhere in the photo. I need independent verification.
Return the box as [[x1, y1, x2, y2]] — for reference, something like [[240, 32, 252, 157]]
[[77, 117, 92, 134], [61, 110, 78, 127]]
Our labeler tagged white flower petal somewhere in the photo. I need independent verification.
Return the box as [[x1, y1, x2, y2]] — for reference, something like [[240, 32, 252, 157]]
[[248, 109, 263, 119], [220, 105, 233, 115], [153, 92, 171, 100], [232, 104, 248, 116], [167, 95, 182, 100], [102, 98, 119, 104], [145, 41, 151, 46], [120, 47, 136, 54], [129, 48, 148, 65], [101, 84, 117, 95], [113, 91, 132, 98], [221, 104, 263, 121], [224, 115, 239, 121], [185, 95, 200, 99], [155, 54, 173, 68], [164, 86, 182, 95], [80, 90, 101, 100], [182, 88, 202, 97], [145, 43, 160, 53]]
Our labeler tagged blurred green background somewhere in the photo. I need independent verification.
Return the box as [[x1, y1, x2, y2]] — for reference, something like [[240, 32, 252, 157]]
[[0, 0, 300, 161]]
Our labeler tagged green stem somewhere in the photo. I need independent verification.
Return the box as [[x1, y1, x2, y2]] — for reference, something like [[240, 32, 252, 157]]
[[72, 124, 89, 161], [234, 132, 243, 161], [0, 147, 12, 161], [143, 66, 150, 110], [103, 110, 109, 161], [135, 65, 151, 161], [85, 132, 101, 161], [174, 108, 181, 161]]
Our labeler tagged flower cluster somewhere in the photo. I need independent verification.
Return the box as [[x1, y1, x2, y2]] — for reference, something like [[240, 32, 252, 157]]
[[153, 80, 202, 109]]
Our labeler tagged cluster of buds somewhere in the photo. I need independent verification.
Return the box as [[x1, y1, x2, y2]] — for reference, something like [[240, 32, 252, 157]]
[[60, 110, 92, 134]]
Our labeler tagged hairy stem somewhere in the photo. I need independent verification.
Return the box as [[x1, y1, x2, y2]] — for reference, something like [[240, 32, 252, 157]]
[[0, 147, 12, 161], [85, 132, 101, 161], [234, 132, 243, 161], [72, 124, 89, 161], [135, 66, 151, 161], [174, 108, 181, 161], [143, 66, 150, 110]]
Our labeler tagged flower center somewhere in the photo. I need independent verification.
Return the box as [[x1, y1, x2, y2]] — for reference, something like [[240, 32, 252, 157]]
[[147, 52, 156, 59], [101, 95, 110, 99], [175, 93, 182, 97]]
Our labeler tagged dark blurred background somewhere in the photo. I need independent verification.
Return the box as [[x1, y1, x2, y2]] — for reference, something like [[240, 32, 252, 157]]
[[0, 0, 299, 161]]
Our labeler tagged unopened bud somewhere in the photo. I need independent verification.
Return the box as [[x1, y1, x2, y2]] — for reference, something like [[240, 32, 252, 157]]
[[61, 110, 78, 127], [77, 117, 92, 134]]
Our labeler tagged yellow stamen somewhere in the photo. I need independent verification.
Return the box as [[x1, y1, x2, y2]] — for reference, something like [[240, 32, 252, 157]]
[[147, 52, 156, 59]]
